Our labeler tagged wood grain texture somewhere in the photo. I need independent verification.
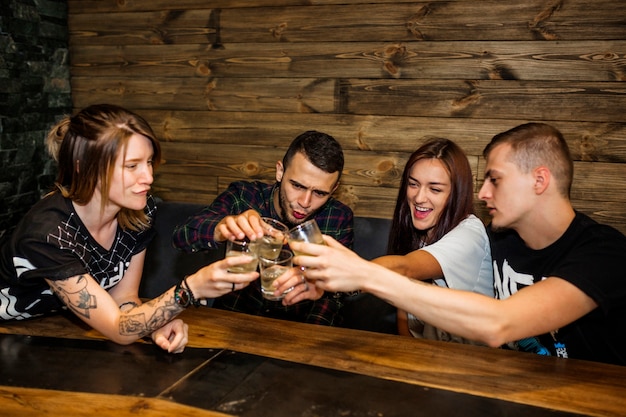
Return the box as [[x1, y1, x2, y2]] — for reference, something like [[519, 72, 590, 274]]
[[70, 77, 626, 122], [66, 0, 626, 234], [1, 309, 625, 417], [69, 41, 626, 81], [0, 385, 231, 417], [67, 1, 626, 43]]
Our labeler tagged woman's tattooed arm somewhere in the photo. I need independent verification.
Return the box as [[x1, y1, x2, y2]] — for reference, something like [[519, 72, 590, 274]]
[[49, 276, 185, 339], [48, 275, 97, 319], [119, 293, 184, 337]]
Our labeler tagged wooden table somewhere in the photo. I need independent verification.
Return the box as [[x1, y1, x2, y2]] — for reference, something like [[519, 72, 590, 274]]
[[1, 307, 624, 416]]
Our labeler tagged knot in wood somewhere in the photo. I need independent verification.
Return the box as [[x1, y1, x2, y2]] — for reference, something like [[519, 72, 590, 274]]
[[377, 160, 395, 173], [194, 60, 211, 76], [270, 23, 288, 40], [580, 135, 597, 157], [242, 162, 260, 176], [383, 44, 407, 60]]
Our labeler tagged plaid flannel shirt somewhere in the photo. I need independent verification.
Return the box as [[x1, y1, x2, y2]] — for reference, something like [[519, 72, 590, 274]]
[[172, 181, 354, 326]]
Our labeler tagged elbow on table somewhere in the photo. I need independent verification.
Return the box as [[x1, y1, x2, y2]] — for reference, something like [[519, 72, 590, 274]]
[[474, 322, 511, 349], [97, 327, 138, 345], [92, 318, 143, 346], [111, 337, 137, 346], [483, 337, 506, 349]]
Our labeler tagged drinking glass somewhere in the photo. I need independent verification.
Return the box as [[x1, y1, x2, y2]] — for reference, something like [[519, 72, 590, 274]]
[[287, 219, 325, 257], [259, 249, 293, 301], [258, 217, 288, 260], [225, 239, 259, 273]]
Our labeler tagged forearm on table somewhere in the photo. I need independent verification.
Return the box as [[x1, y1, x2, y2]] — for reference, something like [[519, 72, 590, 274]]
[[117, 289, 185, 342]]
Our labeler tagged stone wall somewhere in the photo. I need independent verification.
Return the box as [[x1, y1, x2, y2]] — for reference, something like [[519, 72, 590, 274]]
[[0, 0, 70, 238]]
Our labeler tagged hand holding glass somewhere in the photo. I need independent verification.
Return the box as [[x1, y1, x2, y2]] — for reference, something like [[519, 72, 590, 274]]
[[226, 239, 259, 273], [287, 219, 325, 257], [259, 249, 294, 300], [258, 217, 288, 259]]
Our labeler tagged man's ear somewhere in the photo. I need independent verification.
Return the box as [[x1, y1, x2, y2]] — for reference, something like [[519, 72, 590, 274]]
[[275, 161, 284, 182], [533, 166, 551, 194]]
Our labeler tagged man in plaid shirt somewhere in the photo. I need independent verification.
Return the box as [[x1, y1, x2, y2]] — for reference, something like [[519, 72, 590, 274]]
[[172, 131, 354, 326]]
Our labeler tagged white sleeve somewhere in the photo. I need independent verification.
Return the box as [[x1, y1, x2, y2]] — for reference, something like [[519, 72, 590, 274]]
[[420, 215, 494, 297]]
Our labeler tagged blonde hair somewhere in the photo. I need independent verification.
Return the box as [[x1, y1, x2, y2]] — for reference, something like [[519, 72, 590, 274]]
[[46, 104, 161, 231]]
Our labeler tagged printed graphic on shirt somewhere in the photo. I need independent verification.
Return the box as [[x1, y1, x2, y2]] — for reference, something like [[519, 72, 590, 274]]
[[493, 259, 569, 358], [493, 259, 535, 299], [48, 213, 135, 289]]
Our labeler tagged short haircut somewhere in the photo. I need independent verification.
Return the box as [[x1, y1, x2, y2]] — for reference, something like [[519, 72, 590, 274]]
[[282, 130, 344, 183], [483, 122, 573, 198]]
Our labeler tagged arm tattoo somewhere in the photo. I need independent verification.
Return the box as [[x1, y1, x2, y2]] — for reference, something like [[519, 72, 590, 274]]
[[49, 275, 97, 319], [119, 301, 139, 311], [50, 277, 185, 339], [119, 292, 184, 337]]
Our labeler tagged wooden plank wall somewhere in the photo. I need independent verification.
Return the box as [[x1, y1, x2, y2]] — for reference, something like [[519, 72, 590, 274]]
[[66, 0, 626, 234]]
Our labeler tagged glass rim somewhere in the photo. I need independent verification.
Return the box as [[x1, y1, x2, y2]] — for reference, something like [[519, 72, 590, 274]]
[[259, 248, 293, 262], [260, 216, 289, 232], [288, 218, 319, 233]]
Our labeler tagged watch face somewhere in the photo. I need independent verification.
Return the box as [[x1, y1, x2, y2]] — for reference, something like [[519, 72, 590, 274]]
[[176, 286, 190, 307], [180, 289, 190, 305]]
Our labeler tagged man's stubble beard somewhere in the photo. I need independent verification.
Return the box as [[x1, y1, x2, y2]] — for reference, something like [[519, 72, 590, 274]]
[[276, 182, 320, 228]]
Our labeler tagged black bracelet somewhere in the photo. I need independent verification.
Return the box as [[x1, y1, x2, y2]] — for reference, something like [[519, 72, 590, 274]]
[[182, 275, 201, 307], [119, 301, 138, 311]]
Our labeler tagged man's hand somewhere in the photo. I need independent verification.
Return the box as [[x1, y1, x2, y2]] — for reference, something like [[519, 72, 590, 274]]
[[214, 209, 265, 242]]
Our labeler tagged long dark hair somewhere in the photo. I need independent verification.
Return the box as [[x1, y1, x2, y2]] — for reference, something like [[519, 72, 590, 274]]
[[387, 138, 474, 255]]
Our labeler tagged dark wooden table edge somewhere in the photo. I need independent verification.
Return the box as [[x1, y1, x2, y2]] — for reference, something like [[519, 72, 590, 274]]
[[1, 308, 625, 417]]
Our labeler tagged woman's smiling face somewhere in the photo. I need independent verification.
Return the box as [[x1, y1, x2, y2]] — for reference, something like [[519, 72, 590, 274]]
[[405, 158, 451, 235]]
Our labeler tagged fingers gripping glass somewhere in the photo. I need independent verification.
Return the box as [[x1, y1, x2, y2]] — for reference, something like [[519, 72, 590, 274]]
[[225, 239, 259, 273], [287, 219, 326, 270]]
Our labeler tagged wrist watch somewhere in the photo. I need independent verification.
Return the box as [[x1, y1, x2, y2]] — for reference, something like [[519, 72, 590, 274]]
[[174, 282, 191, 308]]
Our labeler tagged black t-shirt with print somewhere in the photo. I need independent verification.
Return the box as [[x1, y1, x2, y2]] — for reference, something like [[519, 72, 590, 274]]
[[0, 193, 156, 320], [488, 212, 626, 366]]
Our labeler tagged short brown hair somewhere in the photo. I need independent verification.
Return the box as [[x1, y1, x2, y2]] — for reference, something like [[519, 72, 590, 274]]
[[483, 122, 573, 198]]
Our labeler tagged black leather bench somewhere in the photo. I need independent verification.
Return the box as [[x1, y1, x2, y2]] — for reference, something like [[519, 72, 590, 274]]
[[140, 201, 396, 334]]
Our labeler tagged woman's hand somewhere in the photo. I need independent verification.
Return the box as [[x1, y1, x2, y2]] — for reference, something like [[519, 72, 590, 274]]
[[187, 255, 259, 299], [151, 318, 189, 353], [273, 267, 324, 305]]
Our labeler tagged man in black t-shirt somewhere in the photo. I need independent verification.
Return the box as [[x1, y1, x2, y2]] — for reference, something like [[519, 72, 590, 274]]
[[476, 122, 626, 365], [296, 122, 626, 366]]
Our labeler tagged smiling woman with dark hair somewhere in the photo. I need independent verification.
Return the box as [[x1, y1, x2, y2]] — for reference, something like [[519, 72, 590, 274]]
[[378, 138, 493, 341], [288, 138, 493, 343]]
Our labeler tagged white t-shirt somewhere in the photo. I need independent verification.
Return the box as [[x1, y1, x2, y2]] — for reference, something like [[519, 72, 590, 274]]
[[421, 214, 493, 296], [407, 215, 493, 342]]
